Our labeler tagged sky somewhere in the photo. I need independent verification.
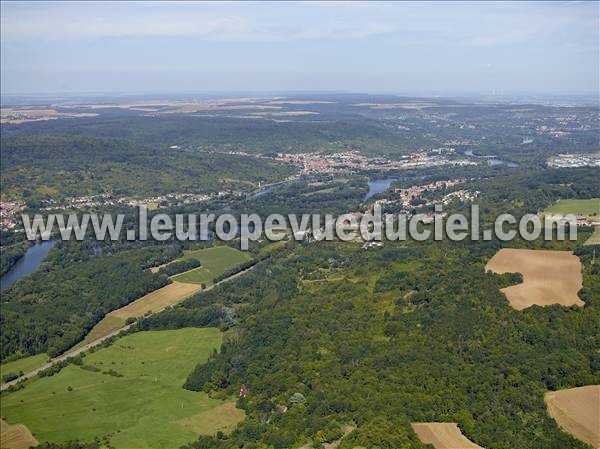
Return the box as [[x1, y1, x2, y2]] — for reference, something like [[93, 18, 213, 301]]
[[1, 1, 598, 96]]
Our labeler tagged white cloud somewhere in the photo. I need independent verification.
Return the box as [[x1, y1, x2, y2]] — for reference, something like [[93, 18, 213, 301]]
[[1, 1, 595, 44]]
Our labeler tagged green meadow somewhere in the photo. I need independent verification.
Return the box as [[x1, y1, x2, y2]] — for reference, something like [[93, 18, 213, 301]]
[[0, 328, 244, 449], [1, 354, 48, 381], [172, 246, 253, 285], [543, 198, 600, 218]]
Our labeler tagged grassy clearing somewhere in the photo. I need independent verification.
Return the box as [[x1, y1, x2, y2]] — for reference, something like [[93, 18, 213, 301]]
[[543, 198, 600, 218], [0, 328, 244, 449], [172, 246, 252, 285], [1, 354, 48, 380], [73, 315, 127, 350], [176, 402, 245, 436]]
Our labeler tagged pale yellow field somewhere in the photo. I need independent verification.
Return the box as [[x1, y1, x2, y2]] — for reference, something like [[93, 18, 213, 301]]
[[545, 385, 600, 448], [485, 249, 584, 310], [110, 281, 201, 319], [412, 423, 483, 449], [176, 402, 245, 435], [0, 419, 38, 449], [77, 282, 201, 347], [76, 315, 127, 348]]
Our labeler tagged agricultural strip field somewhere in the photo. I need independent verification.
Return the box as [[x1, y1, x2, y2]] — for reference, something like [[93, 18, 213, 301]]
[[543, 198, 600, 218], [545, 385, 600, 448], [485, 249, 584, 310], [411, 423, 484, 449], [0, 419, 38, 449], [0, 328, 245, 449], [75, 281, 201, 348], [1, 354, 48, 381], [171, 246, 253, 285], [110, 281, 201, 319], [585, 226, 600, 246]]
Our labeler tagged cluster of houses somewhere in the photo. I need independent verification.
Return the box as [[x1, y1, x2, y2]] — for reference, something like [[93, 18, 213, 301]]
[[272, 149, 476, 178], [547, 153, 600, 168], [35, 191, 227, 212], [393, 179, 467, 207], [439, 189, 480, 205], [561, 215, 599, 227], [0, 200, 25, 230]]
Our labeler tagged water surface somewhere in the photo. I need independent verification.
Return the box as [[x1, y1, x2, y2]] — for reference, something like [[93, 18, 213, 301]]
[[364, 178, 396, 201], [1, 240, 58, 290]]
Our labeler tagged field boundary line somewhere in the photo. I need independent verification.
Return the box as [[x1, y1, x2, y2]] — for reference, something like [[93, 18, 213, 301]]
[[0, 262, 257, 392]]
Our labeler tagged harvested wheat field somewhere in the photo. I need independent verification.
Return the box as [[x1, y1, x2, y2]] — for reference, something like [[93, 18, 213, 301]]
[[485, 249, 584, 310], [0, 419, 38, 449], [76, 282, 201, 347], [110, 281, 201, 319], [411, 423, 483, 449], [545, 385, 600, 448]]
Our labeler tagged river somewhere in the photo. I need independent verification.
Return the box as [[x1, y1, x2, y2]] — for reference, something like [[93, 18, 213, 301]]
[[364, 178, 397, 201], [1, 240, 58, 290]]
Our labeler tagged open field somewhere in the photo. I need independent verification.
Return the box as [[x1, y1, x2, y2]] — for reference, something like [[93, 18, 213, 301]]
[[176, 402, 245, 436], [543, 198, 600, 218], [76, 315, 127, 348], [172, 246, 253, 285], [542, 198, 600, 245], [110, 282, 201, 319], [411, 423, 484, 449], [485, 249, 584, 310], [0, 419, 38, 449], [76, 282, 201, 348], [0, 108, 97, 124], [545, 385, 600, 448], [585, 226, 600, 246], [0, 328, 244, 449], [1, 354, 48, 381]]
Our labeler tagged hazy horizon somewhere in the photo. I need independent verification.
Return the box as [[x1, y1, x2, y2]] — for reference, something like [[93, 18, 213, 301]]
[[2, 1, 599, 96]]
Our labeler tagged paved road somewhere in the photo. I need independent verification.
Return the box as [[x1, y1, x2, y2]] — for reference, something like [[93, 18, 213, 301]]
[[0, 263, 256, 392]]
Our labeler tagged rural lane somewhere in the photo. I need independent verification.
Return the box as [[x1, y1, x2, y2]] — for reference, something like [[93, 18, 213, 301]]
[[0, 263, 257, 392]]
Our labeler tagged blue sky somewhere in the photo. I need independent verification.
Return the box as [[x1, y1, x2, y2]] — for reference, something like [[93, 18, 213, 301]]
[[1, 1, 598, 95]]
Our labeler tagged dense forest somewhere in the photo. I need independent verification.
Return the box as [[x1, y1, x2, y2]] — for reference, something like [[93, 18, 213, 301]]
[[0, 134, 293, 203], [3, 95, 596, 171], [123, 168, 600, 449], [0, 230, 30, 274], [135, 234, 599, 449], [0, 114, 413, 161], [0, 243, 181, 358], [0, 99, 598, 449]]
